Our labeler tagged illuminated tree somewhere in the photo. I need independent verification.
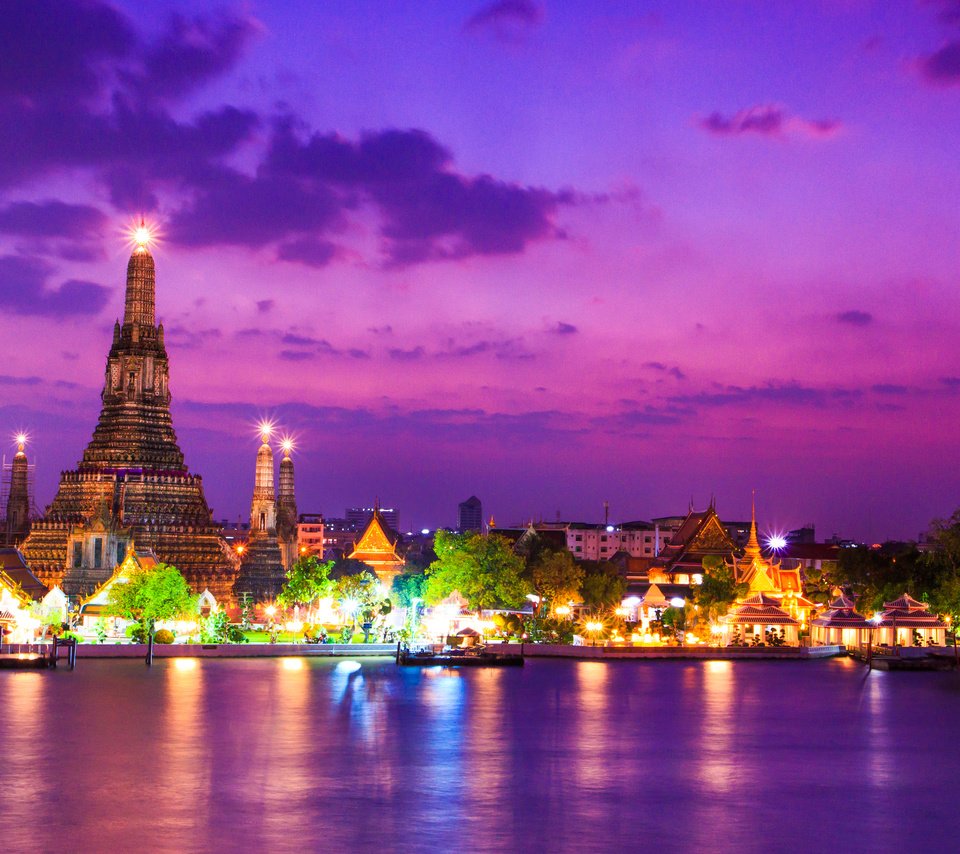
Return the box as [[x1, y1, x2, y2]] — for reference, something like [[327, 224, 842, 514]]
[[531, 550, 584, 614], [105, 562, 196, 637], [693, 556, 748, 623], [425, 530, 529, 611], [278, 555, 334, 612], [580, 563, 626, 611]]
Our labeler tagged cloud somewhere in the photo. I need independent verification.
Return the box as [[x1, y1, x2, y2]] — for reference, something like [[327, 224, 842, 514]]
[[256, 300, 274, 313], [670, 381, 861, 409], [0, 0, 132, 104], [0, 255, 111, 317], [388, 346, 427, 361], [130, 12, 260, 101], [698, 105, 841, 139], [919, 41, 960, 85], [871, 384, 909, 395], [0, 0, 260, 193], [643, 361, 687, 380], [940, 377, 960, 389], [277, 237, 340, 268], [246, 122, 571, 267], [551, 321, 578, 335], [836, 309, 873, 326], [0, 200, 108, 240], [463, 1, 544, 37]]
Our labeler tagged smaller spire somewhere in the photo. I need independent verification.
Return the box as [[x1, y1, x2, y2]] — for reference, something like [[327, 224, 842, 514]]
[[744, 489, 761, 559]]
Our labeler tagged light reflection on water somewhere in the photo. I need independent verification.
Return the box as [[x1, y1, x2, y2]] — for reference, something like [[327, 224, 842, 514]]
[[1, 657, 959, 852]]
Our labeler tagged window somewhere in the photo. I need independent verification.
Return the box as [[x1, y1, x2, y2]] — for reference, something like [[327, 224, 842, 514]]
[[93, 538, 103, 568], [72, 542, 83, 568], [117, 541, 126, 565], [259, 511, 266, 531]]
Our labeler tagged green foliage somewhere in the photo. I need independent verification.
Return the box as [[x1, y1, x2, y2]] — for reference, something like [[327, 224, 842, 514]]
[[425, 530, 530, 611], [105, 562, 197, 631], [694, 556, 748, 622], [94, 618, 107, 644], [154, 629, 175, 644], [391, 570, 428, 608], [239, 592, 255, 631], [200, 611, 229, 644], [278, 556, 334, 609], [226, 624, 248, 643], [580, 563, 626, 611], [530, 551, 584, 613]]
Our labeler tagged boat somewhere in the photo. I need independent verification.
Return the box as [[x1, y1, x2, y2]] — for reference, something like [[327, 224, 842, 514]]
[[869, 654, 956, 672], [0, 653, 49, 670], [397, 646, 524, 667]]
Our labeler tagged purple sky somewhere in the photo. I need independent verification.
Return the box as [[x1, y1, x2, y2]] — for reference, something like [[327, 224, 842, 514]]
[[1, 0, 959, 540]]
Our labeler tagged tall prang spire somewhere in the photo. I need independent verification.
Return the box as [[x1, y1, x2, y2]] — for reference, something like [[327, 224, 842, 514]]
[[4, 433, 31, 544], [124, 221, 156, 328], [250, 423, 277, 533], [276, 438, 298, 571]]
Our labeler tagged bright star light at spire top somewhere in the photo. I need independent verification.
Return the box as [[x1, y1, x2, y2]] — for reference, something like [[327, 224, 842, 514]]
[[258, 420, 275, 444], [126, 217, 159, 251]]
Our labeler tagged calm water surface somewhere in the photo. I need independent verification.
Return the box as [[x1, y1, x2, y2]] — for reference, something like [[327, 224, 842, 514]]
[[0, 656, 958, 853]]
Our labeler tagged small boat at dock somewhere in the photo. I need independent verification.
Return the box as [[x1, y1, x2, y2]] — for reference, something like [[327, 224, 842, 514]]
[[397, 645, 524, 667]]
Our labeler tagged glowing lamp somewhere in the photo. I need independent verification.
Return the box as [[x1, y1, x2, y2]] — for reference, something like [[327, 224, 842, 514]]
[[670, 597, 685, 608], [767, 534, 788, 551], [281, 437, 294, 454], [421, 528, 430, 535], [14, 432, 27, 448], [265, 604, 277, 617]]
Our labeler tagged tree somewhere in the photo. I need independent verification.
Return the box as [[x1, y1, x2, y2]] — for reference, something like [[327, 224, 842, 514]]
[[333, 571, 383, 631], [531, 550, 583, 614], [278, 556, 334, 612], [425, 531, 529, 611], [105, 562, 196, 636], [391, 570, 428, 608], [694, 556, 748, 623], [580, 563, 626, 611]]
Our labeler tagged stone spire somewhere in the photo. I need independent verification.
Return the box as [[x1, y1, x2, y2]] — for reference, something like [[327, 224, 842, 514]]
[[236, 426, 285, 602], [250, 426, 277, 533], [4, 435, 31, 544], [276, 440, 298, 571], [124, 244, 156, 328]]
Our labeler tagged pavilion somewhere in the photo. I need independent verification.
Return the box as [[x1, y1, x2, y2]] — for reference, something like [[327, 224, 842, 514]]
[[722, 593, 800, 645], [810, 595, 871, 648], [872, 593, 946, 648]]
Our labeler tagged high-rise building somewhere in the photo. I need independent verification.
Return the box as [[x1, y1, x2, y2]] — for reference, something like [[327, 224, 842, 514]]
[[20, 232, 237, 600], [346, 505, 399, 532], [457, 495, 483, 532]]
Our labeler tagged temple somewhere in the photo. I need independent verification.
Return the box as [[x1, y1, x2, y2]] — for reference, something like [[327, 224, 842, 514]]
[[348, 502, 404, 585], [234, 427, 290, 602], [727, 495, 816, 625], [19, 231, 238, 600]]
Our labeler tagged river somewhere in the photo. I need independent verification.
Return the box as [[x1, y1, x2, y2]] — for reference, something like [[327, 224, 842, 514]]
[[0, 656, 957, 853]]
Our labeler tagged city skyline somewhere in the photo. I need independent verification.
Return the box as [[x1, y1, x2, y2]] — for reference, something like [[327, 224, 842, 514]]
[[1, 1, 959, 539]]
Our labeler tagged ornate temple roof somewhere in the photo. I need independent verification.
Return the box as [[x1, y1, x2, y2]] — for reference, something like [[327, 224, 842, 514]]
[[349, 504, 403, 568], [726, 594, 799, 626], [654, 503, 736, 571], [875, 592, 946, 628]]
